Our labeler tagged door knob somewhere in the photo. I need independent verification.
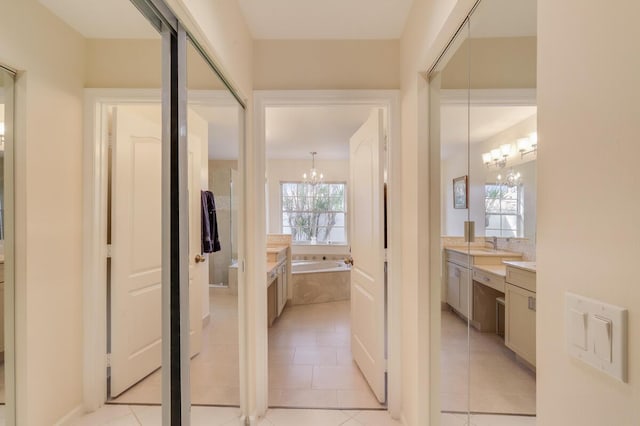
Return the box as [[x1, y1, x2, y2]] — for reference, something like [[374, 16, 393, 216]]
[[195, 254, 206, 263]]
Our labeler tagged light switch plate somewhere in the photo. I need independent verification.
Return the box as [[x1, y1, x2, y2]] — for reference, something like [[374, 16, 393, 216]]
[[565, 292, 628, 382]]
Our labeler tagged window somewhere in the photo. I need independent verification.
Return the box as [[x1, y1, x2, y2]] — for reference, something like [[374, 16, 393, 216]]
[[281, 182, 347, 244], [485, 183, 523, 237]]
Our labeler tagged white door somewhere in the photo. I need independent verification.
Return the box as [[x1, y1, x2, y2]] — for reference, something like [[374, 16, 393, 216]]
[[349, 109, 386, 402], [110, 104, 203, 397], [110, 105, 163, 397], [187, 110, 206, 356]]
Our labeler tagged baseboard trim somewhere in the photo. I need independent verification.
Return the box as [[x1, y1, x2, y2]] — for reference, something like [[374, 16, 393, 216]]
[[54, 404, 84, 426], [202, 313, 211, 327]]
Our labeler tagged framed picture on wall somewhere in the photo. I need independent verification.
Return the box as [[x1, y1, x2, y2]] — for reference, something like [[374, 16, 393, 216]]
[[453, 175, 468, 209]]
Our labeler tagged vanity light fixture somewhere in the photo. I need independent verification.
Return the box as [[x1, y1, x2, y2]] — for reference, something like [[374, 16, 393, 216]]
[[483, 143, 513, 169], [303, 151, 324, 185], [518, 132, 538, 159]]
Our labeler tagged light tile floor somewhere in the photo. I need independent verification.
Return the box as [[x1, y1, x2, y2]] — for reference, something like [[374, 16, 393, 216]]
[[268, 300, 383, 409], [71, 405, 536, 425], [440, 310, 536, 414], [112, 292, 240, 405]]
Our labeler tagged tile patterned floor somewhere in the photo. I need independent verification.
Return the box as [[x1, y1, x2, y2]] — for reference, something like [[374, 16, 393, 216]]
[[268, 300, 383, 409], [440, 310, 536, 415], [71, 405, 537, 425], [111, 292, 240, 405]]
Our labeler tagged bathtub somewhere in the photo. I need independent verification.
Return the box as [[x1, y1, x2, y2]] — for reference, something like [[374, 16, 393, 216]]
[[292, 260, 350, 274], [290, 260, 351, 305]]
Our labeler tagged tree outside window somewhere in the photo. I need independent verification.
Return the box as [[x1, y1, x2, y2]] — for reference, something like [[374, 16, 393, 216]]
[[281, 182, 347, 244]]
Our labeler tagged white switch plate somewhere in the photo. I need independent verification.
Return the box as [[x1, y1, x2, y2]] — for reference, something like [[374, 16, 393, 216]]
[[565, 292, 628, 382]]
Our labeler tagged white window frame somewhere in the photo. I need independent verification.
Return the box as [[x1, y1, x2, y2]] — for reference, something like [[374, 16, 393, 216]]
[[280, 181, 348, 245]]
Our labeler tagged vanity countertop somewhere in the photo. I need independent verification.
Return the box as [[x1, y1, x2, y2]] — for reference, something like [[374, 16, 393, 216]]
[[266, 261, 279, 275], [473, 264, 506, 277], [503, 260, 536, 273], [267, 245, 289, 254], [445, 246, 522, 257]]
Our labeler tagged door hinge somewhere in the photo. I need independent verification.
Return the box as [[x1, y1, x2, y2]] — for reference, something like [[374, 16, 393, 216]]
[[105, 353, 112, 368], [106, 244, 113, 258]]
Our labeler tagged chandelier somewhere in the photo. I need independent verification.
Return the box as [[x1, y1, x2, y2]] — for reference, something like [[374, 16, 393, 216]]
[[303, 151, 323, 185], [497, 169, 521, 187]]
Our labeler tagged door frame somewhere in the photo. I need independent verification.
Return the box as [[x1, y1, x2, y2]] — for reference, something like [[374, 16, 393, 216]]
[[82, 88, 245, 411], [252, 90, 402, 418]]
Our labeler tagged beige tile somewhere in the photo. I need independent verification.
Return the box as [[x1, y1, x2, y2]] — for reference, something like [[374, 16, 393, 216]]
[[336, 348, 354, 365], [129, 405, 161, 425], [293, 347, 337, 365], [269, 347, 296, 365], [265, 408, 351, 426], [440, 310, 536, 415], [312, 365, 369, 391], [191, 385, 241, 406], [269, 365, 314, 390], [349, 410, 402, 425], [269, 329, 318, 347], [316, 331, 351, 347], [190, 406, 242, 426], [269, 389, 338, 408], [337, 390, 384, 409], [71, 405, 135, 426]]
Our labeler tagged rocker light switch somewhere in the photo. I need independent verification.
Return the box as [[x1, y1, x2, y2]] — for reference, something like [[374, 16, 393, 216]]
[[593, 315, 612, 363], [565, 292, 627, 382], [570, 309, 587, 350]]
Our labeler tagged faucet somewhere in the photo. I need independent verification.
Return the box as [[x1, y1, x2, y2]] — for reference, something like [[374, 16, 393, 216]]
[[487, 236, 498, 250]]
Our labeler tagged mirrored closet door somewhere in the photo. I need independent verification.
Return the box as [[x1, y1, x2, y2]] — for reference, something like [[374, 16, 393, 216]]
[[430, 0, 537, 423]]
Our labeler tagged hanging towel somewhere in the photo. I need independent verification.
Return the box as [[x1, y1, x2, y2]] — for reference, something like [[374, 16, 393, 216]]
[[201, 190, 221, 253]]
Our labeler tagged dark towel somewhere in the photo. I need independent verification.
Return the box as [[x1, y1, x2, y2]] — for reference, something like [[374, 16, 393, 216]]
[[201, 190, 221, 253]]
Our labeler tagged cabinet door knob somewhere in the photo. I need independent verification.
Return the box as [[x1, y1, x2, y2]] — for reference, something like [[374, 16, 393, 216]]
[[528, 296, 536, 311], [195, 254, 206, 263]]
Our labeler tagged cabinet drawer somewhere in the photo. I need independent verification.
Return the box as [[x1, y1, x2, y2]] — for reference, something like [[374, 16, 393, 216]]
[[506, 266, 536, 292], [445, 250, 471, 267], [473, 268, 505, 293]]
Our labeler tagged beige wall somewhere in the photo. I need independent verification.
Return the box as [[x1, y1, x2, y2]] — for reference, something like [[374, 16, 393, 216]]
[[400, 0, 476, 424], [0, 0, 86, 424], [85, 39, 229, 90], [253, 40, 400, 90], [441, 37, 537, 89], [537, 1, 640, 424]]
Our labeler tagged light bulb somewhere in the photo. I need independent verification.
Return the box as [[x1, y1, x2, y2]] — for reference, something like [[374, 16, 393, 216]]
[[303, 173, 307, 179], [517, 138, 530, 152], [0, 123, 4, 136], [500, 144, 512, 157], [491, 149, 501, 161], [319, 173, 324, 180], [529, 132, 538, 147], [482, 152, 492, 164]]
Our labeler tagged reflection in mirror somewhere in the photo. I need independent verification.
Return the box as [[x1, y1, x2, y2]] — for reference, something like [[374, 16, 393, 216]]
[[431, 0, 537, 422], [187, 39, 243, 407]]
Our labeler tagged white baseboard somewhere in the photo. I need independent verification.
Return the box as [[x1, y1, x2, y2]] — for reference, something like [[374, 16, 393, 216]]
[[54, 404, 85, 426]]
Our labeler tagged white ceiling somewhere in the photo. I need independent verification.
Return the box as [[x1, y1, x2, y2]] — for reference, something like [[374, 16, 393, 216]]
[[238, 0, 414, 39], [440, 105, 537, 157], [265, 106, 374, 160], [38, 0, 159, 39]]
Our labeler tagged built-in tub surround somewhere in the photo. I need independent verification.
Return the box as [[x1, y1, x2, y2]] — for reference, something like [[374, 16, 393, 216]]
[[291, 259, 351, 305]]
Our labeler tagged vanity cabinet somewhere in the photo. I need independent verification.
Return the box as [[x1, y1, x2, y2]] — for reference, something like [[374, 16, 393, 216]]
[[266, 240, 291, 325], [446, 261, 472, 319], [445, 248, 521, 324], [505, 263, 536, 367]]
